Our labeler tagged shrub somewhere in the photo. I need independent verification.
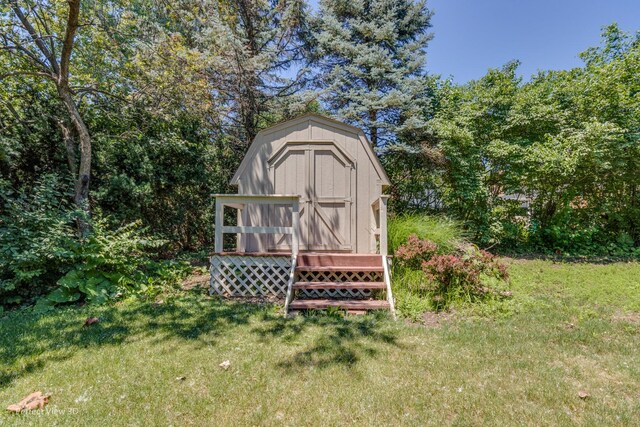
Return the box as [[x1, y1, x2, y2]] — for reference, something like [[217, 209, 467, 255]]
[[395, 234, 438, 270], [40, 219, 169, 309], [0, 176, 77, 306], [0, 175, 188, 310], [388, 214, 465, 255], [422, 246, 510, 310], [391, 221, 511, 315]]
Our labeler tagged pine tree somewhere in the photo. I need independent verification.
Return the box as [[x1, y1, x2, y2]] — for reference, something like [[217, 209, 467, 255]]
[[131, 0, 311, 145], [199, 0, 311, 143], [312, 0, 434, 147]]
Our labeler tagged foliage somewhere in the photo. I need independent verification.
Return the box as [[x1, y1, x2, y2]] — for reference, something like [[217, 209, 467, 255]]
[[90, 107, 224, 251], [421, 246, 510, 310], [388, 213, 465, 254], [395, 234, 437, 269], [389, 215, 504, 315], [311, 0, 434, 146], [391, 225, 509, 312], [0, 175, 76, 306], [0, 175, 187, 310], [129, 0, 312, 144], [37, 220, 175, 311], [417, 25, 640, 254]]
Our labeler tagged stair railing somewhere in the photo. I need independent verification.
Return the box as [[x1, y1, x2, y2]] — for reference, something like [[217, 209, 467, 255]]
[[283, 254, 297, 317], [382, 254, 397, 320]]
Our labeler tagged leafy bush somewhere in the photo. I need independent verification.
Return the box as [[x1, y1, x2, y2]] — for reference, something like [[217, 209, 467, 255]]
[[39, 220, 170, 309], [0, 176, 77, 306], [0, 175, 188, 310], [422, 247, 510, 310], [392, 230, 510, 315], [388, 214, 465, 255], [395, 234, 438, 269]]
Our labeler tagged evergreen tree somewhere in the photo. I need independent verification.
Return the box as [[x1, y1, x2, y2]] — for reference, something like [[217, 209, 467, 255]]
[[199, 0, 311, 144], [128, 0, 311, 146], [311, 0, 433, 146]]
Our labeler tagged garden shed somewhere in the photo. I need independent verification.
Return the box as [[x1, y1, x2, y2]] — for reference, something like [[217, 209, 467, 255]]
[[212, 113, 395, 316], [229, 113, 390, 254]]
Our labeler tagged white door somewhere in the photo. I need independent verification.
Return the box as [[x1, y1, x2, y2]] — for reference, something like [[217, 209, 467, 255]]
[[271, 143, 354, 252]]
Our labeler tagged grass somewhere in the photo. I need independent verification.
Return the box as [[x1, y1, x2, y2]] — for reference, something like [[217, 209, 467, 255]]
[[1, 260, 639, 426], [388, 214, 465, 254]]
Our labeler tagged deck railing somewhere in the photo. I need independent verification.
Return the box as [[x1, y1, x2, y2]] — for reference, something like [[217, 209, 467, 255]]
[[371, 195, 389, 256], [213, 194, 301, 255]]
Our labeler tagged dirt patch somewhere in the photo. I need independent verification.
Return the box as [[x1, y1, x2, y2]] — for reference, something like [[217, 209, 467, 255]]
[[612, 311, 640, 325], [224, 295, 284, 305], [181, 270, 210, 290], [420, 310, 454, 327]]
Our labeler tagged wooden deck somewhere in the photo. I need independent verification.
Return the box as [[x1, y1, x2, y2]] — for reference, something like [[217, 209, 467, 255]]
[[210, 252, 396, 319], [296, 253, 382, 267], [295, 265, 384, 272]]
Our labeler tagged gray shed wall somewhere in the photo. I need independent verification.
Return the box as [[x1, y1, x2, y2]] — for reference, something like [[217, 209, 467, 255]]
[[234, 116, 387, 254]]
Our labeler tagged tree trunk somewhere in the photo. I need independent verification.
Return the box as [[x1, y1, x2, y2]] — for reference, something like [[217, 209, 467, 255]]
[[237, 0, 260, 144], [369, 110, 378, 147], [8, 0, 89, 234], [57, 120, 76, 177], [58, 87, 91, 234]]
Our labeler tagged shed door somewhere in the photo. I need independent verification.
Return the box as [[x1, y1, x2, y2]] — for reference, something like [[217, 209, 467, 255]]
[[271, 143, 354, 252]]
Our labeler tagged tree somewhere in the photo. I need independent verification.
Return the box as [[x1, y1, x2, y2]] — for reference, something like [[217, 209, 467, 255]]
[[424, 25, 640, 252], [129, 0, 311, 146], [211, 0, 311, 143], [1, 0, 91, 224], [311, 0, 433, 146]]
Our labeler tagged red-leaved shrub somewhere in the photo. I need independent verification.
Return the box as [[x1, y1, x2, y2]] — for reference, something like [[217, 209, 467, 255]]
[[395, 234, 438, 269], [421, 247, 509, 309]]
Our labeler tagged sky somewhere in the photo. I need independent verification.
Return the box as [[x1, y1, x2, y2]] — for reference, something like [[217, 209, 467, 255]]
[[308, 0, 640, 83]]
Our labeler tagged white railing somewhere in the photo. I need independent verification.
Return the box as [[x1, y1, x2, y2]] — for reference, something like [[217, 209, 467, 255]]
[[381, 254, 396, 320], [371, 195, 389, 256], [213, 194, 301, 255]]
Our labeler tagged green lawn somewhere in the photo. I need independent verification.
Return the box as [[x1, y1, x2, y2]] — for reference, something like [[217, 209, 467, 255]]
[[1, 260, 639, 426]]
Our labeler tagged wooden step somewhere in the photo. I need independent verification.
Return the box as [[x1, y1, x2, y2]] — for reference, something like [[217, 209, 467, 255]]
[[293, 281, 386, 290], [297, 253, 381, 268], [295, 265, 383, 272], [289, 299, 390, 310]]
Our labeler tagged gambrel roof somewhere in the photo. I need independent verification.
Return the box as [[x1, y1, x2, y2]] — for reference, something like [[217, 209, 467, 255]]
[[230, 113, 391, 187]]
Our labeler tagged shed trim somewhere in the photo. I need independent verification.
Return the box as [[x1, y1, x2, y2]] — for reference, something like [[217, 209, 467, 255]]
[[230, 113, 390, 187], [267, 140, 356, 168]]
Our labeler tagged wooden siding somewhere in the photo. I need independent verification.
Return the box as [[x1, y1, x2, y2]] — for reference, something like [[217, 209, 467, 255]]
[[235, 115, 388, 254]]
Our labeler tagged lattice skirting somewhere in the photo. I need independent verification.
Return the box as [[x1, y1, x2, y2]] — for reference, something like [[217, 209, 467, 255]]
[[296, 270, 381, 299], [210, 254, 291, 297]]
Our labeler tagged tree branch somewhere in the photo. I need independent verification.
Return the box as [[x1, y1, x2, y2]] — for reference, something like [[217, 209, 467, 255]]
[[1, 34, 51, 71], [59, 0, 80, 84], [0, 70, 55, 81], [0, 98, 32, 136], [9, 1, 60, 75]]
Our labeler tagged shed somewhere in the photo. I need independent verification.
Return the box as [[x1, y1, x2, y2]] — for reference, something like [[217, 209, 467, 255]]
[[228, 113, 390, 254], [211, 114, 395, 317]]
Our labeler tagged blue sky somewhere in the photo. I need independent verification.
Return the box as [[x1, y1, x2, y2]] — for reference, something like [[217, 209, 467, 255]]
[[308, 0, 640, 83]]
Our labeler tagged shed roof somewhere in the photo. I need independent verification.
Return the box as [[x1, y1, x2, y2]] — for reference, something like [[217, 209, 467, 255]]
[[230, 113, 391, 186]]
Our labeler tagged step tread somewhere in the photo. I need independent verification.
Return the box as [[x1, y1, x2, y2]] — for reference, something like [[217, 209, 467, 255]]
[[293, 281, 386, 290], [295, 265, 383, 272], [289, 299, 390, 310], [297, 254, 382, 268]]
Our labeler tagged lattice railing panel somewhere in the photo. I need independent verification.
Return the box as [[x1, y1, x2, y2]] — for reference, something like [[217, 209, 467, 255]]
[[210, 254, 292, 297]]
